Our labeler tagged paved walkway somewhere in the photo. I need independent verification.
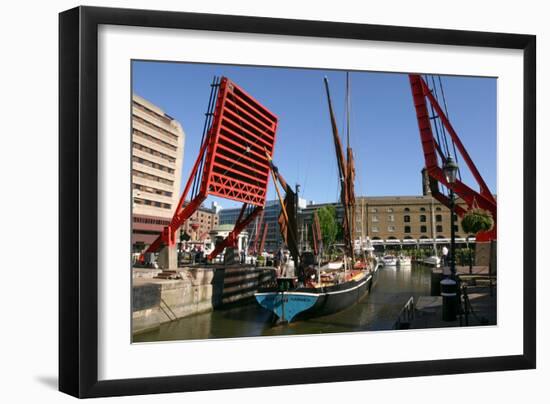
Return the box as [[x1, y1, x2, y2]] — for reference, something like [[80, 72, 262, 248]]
[[409, 285, 497, 329], [432, 265, 491, 276]]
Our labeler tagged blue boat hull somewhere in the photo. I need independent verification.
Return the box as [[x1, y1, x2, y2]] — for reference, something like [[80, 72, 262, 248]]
[[255, 269, 377, 323], [254, 292, 319, 323]]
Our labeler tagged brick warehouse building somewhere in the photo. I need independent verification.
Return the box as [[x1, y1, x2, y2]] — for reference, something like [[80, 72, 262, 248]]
[[300, 195, 474, 248], [179, 203, 220, 241], [219, 194, 475, 253]]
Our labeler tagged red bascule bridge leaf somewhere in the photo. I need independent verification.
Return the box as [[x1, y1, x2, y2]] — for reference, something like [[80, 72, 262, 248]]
[[141, 77, 278, 260]]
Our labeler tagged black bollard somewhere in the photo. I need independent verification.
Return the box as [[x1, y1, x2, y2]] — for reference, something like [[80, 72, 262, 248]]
[[440, 278, 458, 321], [431, 270, 443, 296]]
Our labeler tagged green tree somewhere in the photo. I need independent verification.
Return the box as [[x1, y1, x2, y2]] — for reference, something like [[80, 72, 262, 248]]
[[317, 205, 338, 251]]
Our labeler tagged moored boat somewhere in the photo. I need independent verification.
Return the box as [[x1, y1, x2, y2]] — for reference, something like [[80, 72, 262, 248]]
[[397, 255, 412, 266], [423, 255, 441, 267], [255, 264, 379, 323], [382, 255, 398, 266], [254, 74, 379, 323]]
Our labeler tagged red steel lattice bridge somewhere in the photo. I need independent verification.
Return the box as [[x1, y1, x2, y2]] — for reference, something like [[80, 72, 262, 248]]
[[142, 76, 278, 260]]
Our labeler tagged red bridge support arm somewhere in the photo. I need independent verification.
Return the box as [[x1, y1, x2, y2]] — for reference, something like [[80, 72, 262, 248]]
[[140, 130, 213, 258], [208, 205, 263, 260]]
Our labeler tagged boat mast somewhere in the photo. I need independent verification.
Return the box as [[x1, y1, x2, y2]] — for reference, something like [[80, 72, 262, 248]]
[[323, 75, 355, 262], [361, 198, 367, 262], [305, 223, 308, 251], [431, 196, 437, 255], [345, 72, 356, 262]]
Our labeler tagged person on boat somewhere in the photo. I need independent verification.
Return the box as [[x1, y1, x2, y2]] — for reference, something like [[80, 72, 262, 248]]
[[240, 249, 246, 264], [195, 246, 204, 264], [275, 247, 284, 277]]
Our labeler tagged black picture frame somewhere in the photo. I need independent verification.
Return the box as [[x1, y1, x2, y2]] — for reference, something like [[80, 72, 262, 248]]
[[59, 6, 536, 398]]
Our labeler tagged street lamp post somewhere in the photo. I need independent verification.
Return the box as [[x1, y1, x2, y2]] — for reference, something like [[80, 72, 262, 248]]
[[441, 155, 459, 321], [443, 155, 459, 277], [449, 188, 456, 278]]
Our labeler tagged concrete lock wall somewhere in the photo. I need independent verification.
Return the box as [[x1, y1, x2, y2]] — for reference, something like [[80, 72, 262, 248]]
[[132, 266, 276, 335]]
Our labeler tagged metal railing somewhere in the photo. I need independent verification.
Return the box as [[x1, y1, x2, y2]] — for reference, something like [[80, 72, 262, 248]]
[[394, 296, 415, 329], [458, 276, 496, 326]]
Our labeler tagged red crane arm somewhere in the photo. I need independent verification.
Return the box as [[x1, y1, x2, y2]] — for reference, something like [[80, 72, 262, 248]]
[[409, 74, 497, 241], [141, 132, 211, 256], [420, 78, 496, 205]]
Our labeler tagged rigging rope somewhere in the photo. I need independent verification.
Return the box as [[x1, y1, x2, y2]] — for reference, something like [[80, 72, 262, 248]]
[[430, 75, 451, 158], [437, 76, 462, 182], [424, 75, 445, 196], [191, 75, 220, 200]]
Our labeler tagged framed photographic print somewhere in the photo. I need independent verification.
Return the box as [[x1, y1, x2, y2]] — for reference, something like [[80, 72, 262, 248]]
[[59, 6, 536, 398]]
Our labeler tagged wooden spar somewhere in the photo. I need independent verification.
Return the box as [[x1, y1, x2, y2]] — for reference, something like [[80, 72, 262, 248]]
[[323, 77, 348, 199], [361, 198, 367, 263], [313, 210, 323, 257], [345, 73, 356, 262], [323, 76, 355, 261], [346, 145, 356, 259], [270, 168, 290, 231], [264, 148, 299, 264], [265, 149, 291, 229], [311, 219, 319, 255]]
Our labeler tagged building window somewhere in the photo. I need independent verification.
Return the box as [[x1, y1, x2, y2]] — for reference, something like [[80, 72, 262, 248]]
[[388, 226, 395, 232], [404, 226, 411, 233], [420, 215, 427, 222], [420, 225, 427, 233], [387, 208, 394, 213], [372, 215, 379, 222], [436, 207, 442, 211], [420, 207, 426, 212], [388, 214, 395, 222], [371, 226, 379, 233], [436, 225, 443, 232], [436, 214, 442, 222], [404, 207, 410, 212], [404, 215, 410, 223], [371, 208, 377, 213]]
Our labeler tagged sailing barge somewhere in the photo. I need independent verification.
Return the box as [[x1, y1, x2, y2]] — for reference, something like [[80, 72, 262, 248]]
[[255, 267, 376, 323], [255, 74, 378, 323]]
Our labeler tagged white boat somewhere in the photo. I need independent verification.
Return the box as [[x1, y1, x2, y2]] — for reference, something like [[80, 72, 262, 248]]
[[382, 255, 398, 266], [423, 255, 441, 267], [397, 256, 411, 266]]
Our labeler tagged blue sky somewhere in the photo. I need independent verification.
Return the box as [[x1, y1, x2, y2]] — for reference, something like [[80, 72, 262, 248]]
[[132, 61, 496, 210]]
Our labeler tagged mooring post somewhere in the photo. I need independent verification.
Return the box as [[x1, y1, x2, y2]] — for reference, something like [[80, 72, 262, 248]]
[[441, 278, 458, 321]]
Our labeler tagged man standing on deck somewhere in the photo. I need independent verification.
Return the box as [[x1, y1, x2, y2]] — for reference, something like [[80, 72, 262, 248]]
[[276, 247, 284, 277]]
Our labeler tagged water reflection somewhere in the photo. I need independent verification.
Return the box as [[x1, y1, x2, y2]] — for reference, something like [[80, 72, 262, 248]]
[[134, 264, 432, 343]]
